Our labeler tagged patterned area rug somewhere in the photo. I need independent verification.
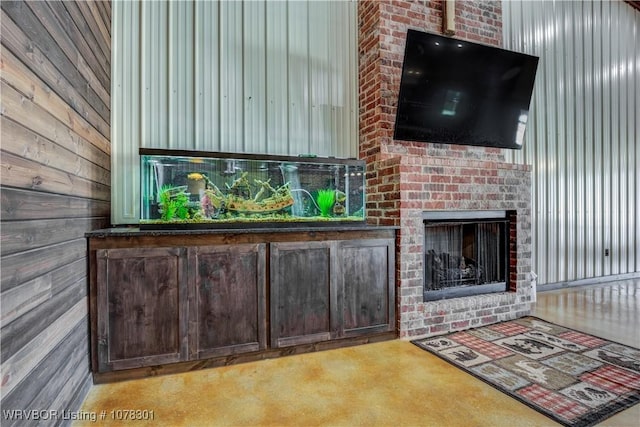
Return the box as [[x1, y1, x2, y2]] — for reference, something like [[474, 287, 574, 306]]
[[412, 316, 640, 427]]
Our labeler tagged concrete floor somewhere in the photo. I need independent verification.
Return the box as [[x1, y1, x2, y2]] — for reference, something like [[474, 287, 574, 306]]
[[76, 278, 640, 427], [532, 278, 640, 427]]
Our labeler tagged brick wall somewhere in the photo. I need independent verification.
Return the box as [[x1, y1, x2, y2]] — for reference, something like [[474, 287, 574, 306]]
[[358, 0, 533, 339]]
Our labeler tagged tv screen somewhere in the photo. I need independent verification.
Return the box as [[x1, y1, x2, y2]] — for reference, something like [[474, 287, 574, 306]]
[[393, 29, 539, 149]]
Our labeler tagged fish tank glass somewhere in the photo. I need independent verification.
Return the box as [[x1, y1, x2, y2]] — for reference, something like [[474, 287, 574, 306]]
[[139, 149, 366, 229]]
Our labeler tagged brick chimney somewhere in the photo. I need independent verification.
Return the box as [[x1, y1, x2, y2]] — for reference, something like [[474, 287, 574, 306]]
[[358, 0, 534, 339]]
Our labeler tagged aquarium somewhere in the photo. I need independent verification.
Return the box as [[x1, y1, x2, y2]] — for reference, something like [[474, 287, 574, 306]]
[[139, 149, 366, 229]]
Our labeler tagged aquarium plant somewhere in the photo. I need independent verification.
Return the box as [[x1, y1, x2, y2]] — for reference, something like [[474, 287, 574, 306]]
[[158, 185, 174, 221], [315, 189, 335, 218], [173, 192, 190, 219], [158, 185, 190, 221]]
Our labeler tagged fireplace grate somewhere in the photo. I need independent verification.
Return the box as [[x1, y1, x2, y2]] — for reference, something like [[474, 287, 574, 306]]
[[423, 217, 508, 300], [425, 250, 484, 289]]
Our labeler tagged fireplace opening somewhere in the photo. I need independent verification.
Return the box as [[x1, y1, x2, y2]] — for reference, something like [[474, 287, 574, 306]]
[[423, 211, 510, 301]]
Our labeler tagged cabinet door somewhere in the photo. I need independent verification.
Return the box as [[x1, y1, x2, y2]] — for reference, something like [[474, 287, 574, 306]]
[[96, 247, 188, 372], [270, 241, 337, 348], [338, 238, 396, 337], [188, 244, 266, 359]]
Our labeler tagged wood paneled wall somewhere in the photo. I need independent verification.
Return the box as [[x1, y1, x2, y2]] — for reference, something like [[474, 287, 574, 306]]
[[0, 0, 110, 422]]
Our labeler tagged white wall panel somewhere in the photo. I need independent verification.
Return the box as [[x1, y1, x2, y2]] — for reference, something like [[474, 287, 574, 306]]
[[309, 1, 330, 156], [504, 0, 639, 285], [243, 1, 267, 154], [219, 1, 244, 153], [168, 1, 194, 149], [266, 1, 289, 153], [141, 1, 168, 148], [287, 1, 311, 155], [194, 1, 219, 151], [111, 0, 139, 223], [112, 0, 358, 224]]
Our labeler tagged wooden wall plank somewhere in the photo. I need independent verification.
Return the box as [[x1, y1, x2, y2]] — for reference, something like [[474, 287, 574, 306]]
[[1, 187, 110, 220], [75, 1, 110, 65], [1, 238, 86, 292], [62, 2, 111, 77], [101, 0, 112, 22], [1, 318, 88, 425], [2, 265, 86, 361], [0, 4, 109, 124], [53, 2, 111, 108], [0, 299, 86, 397], [1, 274, 52, 325], [47, 344, 92, 418], [29, 325, 88, 413], [0, 0, 110, 416], [1, 25, 110, 138], [1, 117, 110, 185], [0, 13, 110, 140], [66, 373, 93, 425], [51, 0, 110, 89], [1, 58, 110, 155], [1, 217, 108, 256], [26, 2, 110, 102], [94, 1, 111, 36], [0, 150, 111, 201], [87, 0, 111, 44]]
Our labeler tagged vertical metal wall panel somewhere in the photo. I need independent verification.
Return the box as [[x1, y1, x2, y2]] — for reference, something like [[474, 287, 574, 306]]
[[617, 0, 627, 275], [636, 9, 640, 274], [112, 0, 358, 224], [630, 7, 639, 274], [503, 0, 640, 285], [168, 2, 194, 150], [141, 1, 168, 148], [309, 1, 330, 157], [111, 0, 140, 223], [265, 1, 289, 154], [600, 1, 610, 278], [584, 1, 596, 281], [573, 2, 587, 281], [333, 1, 359, 158], [287, 1, 311, 154], [194, 1, 220, 151], [561, 0, 576, 281], [219, 1, 243, 153], [243, 1, 267, 155]]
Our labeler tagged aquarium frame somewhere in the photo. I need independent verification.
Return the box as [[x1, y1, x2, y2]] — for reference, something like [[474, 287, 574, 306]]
[[139, 148, 361, 165], [138, 148, 367, 230]]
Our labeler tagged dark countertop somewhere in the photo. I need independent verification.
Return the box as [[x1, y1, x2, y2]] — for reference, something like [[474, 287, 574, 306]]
[[86, 224, 398, 238]]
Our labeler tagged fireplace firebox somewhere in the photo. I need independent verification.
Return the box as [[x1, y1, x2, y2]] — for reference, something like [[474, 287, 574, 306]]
[[423, 211, 509, 301]]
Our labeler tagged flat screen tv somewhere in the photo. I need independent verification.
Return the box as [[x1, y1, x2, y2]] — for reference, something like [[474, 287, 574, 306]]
[[393, 29, 539, 149]]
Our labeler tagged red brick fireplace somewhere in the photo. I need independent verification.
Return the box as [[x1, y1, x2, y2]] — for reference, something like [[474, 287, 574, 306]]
[[358, 0, 534, 339]]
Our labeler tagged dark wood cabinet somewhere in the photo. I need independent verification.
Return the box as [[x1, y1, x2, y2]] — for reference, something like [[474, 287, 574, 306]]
[[188, 244, 267, 359], [270, 241, 337, 347], [338, 239, 395, 337], [88, 227, 396, 381], [270, 238, 395, 347], [96, 247, 188, 372]]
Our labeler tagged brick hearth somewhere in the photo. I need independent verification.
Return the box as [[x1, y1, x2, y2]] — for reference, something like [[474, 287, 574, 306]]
[[358, 0, 533, 339]]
